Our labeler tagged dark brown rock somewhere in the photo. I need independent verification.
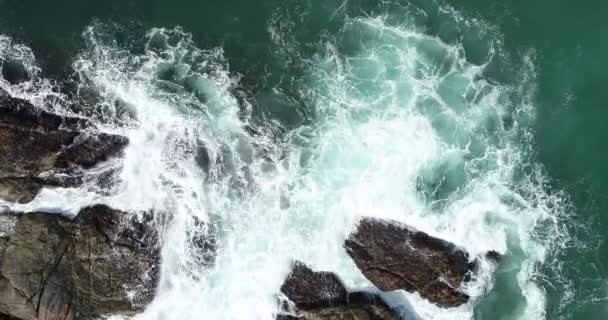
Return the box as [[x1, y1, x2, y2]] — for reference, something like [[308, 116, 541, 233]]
[[0, 90, 128, 203], [0, 205, 160, 320], [0, 177, 44, 204], [485, 250, 502, 263], [344, 217, 473, 308], [0, 312, 21, 320], [278, 261, 397, 320], [0, 90, 87, 133], [281, 261, 348, 310], [55, 133, 128, 170], [280, 304, 396, 320]]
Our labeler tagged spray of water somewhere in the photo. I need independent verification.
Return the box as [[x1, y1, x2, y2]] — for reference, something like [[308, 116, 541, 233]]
[[0, 2, 571, 320]]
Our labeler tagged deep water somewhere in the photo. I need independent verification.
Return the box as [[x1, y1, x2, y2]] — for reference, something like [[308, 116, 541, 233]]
[[1, 0, 607, 319]]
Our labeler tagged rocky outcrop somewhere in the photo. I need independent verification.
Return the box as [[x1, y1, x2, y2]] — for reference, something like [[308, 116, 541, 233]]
[[0, 178, 45, 205], [278, 261, 397, 320], [344, 218, 474, 307], [0, 205, 160, 320], [277, 217, 485, 318], [0, 90, 128, 203]]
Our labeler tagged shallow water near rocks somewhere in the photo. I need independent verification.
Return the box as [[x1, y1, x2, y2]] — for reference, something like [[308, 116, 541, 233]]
[[0, 0, 605, 319]]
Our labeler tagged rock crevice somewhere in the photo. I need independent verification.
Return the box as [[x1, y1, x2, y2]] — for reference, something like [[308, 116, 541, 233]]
[[0, 205, 161, 320], [344, 217, 474, 307], [0, 90, 128, 203]]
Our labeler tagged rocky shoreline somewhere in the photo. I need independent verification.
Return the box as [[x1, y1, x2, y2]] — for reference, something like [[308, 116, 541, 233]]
[[0, 205, 159, 319], [0, 89, 127, 204], [0, 89, 498, 319], [276, 217, 484, 320], [277, 261, 397, 320]]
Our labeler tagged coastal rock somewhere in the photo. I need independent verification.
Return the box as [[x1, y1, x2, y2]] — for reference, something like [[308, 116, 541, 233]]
[[54, 133, 128, 170], [0, 177, 45, 204], [278, 261, 397, 320], [0, 204, 160, 320], [280, 261, 348, 310], [0, 313, 20, 320], [344, 217, 473, 307], [485, 250, 502, 263], [0, 90, 128, 203]]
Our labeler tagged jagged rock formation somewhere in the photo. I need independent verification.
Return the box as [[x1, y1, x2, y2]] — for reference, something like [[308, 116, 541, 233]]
[[277, 216, 485, 318], [0, 90, 128, 203], [0, 82, 491, 318], [278, 261, 397, 320], [344, 217, 474, 307], [0, 205, 160, 320]]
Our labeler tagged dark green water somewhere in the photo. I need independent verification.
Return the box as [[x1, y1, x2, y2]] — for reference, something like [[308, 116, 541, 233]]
[[448, 2, 608, 319], [1, 0, 607, 319]]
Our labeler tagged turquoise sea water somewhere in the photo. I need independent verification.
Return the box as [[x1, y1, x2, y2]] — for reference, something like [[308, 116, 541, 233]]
[[1, 0, 607, 319]]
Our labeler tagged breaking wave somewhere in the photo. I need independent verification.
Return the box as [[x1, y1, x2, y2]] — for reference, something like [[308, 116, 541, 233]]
[[0, 1, 573, 319]]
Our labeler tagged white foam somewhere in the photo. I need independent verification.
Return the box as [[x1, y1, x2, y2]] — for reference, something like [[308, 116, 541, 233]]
[[0, 4, 570, 320]]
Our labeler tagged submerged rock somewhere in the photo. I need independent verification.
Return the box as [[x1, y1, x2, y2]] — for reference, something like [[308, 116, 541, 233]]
[[0, 59, 30, 85], [0, 204, 160, 320], [485, 250, 502, 263], [0, 90, 128, 203], [344, 218, 474, 308], [278, 261, 397, 320]]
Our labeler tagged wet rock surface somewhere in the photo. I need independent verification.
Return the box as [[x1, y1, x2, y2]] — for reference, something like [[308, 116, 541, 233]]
[[0, 205, 160, 320], [344, 217, 474, 307], [0, 90, 128, 203], [278, 261, 398, 320], [0, 84, 489, 318], [280, 261, 348, 309], [0, 177, 45, 204]]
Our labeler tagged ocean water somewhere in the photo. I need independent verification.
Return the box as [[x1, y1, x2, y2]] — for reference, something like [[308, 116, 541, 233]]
[[0, 0, 606, 319]]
